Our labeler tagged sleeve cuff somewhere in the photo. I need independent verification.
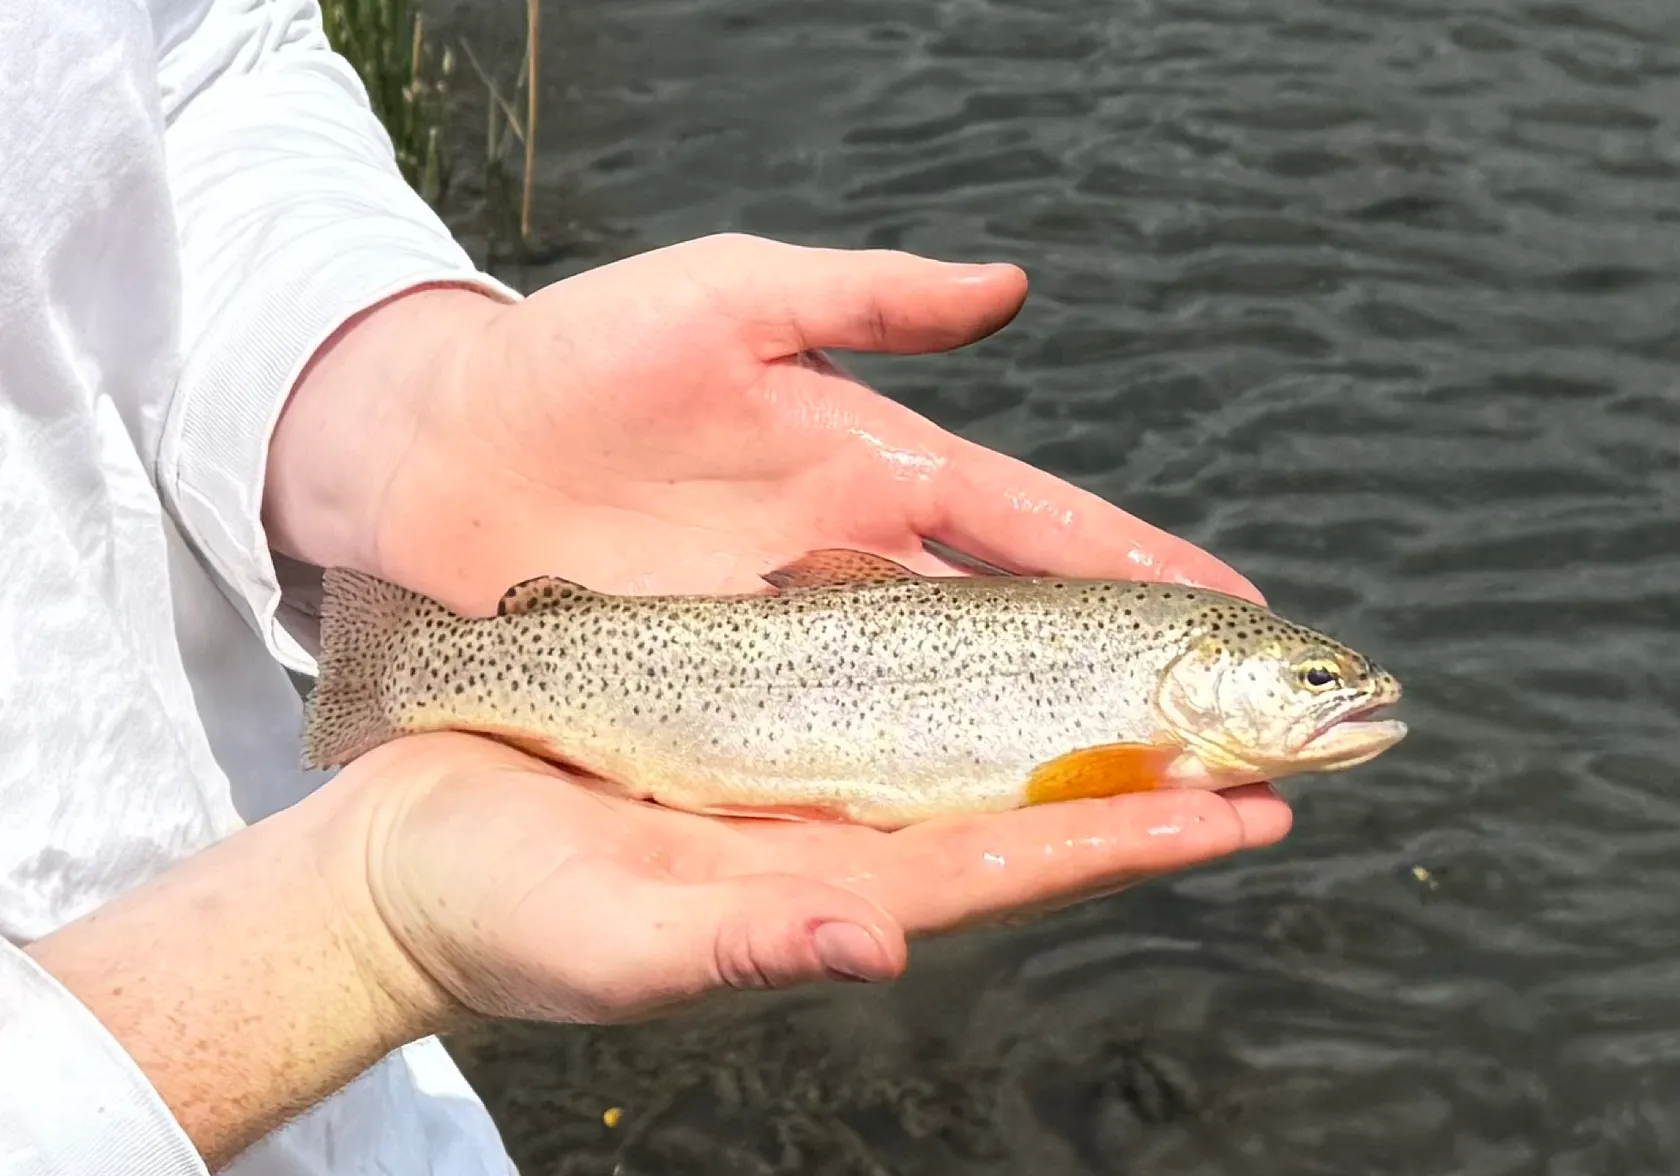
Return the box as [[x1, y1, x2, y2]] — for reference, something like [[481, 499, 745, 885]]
[[156, 241, 519, 677], [0, 939, 208, 1176]]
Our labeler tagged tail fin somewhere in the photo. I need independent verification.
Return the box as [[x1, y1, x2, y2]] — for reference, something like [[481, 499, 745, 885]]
[[303, 568, 440, 768]]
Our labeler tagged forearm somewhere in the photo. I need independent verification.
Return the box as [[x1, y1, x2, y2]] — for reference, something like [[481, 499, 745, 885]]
[[23, 776, 455, 1170]]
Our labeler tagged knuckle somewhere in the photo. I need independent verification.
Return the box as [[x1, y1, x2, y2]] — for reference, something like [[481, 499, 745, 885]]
[[712, 920, 791, 991], [689, 230, 767, 257]]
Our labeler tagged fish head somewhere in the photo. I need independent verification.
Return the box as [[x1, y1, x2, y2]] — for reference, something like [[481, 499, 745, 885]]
[[1152, 602, 1406, 779]]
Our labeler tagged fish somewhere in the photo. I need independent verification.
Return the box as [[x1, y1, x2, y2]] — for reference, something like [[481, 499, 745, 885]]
[[302, 548, 1406, 830]]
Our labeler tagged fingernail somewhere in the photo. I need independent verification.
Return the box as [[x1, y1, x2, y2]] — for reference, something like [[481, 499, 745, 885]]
[[813, 922, 893, 982], [952, 262, 1017, 285]]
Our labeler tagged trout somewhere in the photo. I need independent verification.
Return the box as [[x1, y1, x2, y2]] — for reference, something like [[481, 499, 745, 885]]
[[303, 549, 1405, 829]]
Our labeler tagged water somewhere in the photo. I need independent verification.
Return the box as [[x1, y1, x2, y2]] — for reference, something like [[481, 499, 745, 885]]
[[425, 0, 1680, 1171]]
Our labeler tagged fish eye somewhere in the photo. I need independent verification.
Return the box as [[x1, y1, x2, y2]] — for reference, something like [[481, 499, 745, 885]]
[[1298, 660, 1342, 691]]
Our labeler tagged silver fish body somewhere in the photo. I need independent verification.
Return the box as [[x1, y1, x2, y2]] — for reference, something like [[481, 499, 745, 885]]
[[304, 550, 1405, 828]]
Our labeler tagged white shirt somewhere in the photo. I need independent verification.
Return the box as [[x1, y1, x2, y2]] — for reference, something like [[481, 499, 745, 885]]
[[0, 2, 520, 1172]]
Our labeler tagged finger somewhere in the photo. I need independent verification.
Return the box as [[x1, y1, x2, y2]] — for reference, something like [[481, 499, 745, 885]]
[[835, 786, 1291, 936], [921, 436, 1265, 604], [514, 862, 908, 1023], [1219, 782, 1295, 843], [689, 234, 1029, 359]]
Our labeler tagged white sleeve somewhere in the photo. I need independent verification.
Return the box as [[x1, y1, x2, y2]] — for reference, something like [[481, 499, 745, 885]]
[[150, 0, 521, 675], [0, 939, 208, 1176]]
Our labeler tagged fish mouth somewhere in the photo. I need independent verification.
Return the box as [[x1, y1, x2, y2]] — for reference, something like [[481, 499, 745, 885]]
[[1293, 691, 1407, 771]]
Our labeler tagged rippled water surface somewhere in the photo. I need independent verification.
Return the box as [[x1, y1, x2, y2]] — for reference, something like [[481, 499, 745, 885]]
[[428, 0, 1680, 1171]]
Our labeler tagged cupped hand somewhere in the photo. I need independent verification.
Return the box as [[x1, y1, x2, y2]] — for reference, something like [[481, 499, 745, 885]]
[[339, 733, 1288, 1027], [278, 232, 1262, 613]]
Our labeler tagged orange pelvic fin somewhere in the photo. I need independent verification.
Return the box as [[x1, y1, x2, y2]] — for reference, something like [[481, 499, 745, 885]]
[[1024, 743, 1183, 806], [761, 548, 922, 592]]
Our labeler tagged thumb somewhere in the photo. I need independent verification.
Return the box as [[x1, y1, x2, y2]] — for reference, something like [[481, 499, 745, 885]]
[[685, 233, 1029, 359], [512, 862, 909, 1024]]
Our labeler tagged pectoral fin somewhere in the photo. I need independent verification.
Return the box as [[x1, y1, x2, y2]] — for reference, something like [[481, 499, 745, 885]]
[[1024, 743, 1184, 806]]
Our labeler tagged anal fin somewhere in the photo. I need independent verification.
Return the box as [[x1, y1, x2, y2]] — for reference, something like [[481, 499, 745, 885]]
[[684, 801, 851, 824]]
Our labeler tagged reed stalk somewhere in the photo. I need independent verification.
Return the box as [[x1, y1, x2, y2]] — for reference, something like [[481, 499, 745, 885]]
[[320, 0, 455, 207], [522, 0, 540, 243]]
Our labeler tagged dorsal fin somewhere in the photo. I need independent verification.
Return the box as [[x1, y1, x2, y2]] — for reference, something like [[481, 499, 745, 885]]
[[496, 575, 598, 616], [761, 548, 921, 592]]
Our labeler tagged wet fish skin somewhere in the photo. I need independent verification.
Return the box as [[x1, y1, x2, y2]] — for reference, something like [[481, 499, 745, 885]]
[[303, 550, 1404, 829]]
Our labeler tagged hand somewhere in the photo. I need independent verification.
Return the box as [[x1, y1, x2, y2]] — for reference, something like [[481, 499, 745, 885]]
[[268, 232, 1262, 613], [334, 732, 1289, 1026]]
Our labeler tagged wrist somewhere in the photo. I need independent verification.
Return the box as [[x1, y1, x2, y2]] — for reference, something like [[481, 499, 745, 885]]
[[307, 750, 478, 1043], [23, 763, 462, 1166], [264, 283, 508, 577]]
